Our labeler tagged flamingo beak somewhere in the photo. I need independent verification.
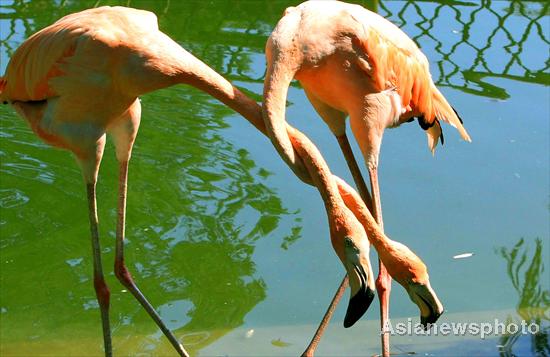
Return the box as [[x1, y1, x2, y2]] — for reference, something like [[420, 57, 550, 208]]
[[343, 267, 375, 328], [342, 237, 375, 328], [406, 281, 444, 329]]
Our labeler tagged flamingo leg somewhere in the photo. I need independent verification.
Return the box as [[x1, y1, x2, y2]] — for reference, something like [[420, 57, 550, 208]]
[[114, 160, 189, 357], [77, 135, 112, 357], [336, 134, 373, 211], [302, 275, 349, 357], [86, 181, 113, 357], [367, 165, 391, 357]]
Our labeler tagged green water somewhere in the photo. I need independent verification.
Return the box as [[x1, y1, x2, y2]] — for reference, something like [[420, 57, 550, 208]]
[[0, 1, 548, 356]]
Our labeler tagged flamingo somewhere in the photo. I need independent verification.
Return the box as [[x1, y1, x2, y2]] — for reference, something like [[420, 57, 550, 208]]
[[262, 1, 471, 355], [0, 6, 273, 357], [1, 5, 383, 356]]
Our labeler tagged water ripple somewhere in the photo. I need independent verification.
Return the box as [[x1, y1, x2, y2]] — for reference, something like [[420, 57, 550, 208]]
[[0, 188, 29, 208]]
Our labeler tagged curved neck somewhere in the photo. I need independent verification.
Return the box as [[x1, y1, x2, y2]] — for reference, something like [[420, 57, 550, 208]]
[[356, 206, 388, 250], [175, 56, 266, 136], [335, 179, 389, 250], [289, 128, 342, 210]]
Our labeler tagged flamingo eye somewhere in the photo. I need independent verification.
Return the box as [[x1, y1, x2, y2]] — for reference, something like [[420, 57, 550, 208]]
[[344, 237, 359, 253]]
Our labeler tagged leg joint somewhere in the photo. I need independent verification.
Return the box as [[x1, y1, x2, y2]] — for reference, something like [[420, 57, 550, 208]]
[[93, 276, 110, 307], [375, 273, 392, 294], [114, 260, 134, 288]]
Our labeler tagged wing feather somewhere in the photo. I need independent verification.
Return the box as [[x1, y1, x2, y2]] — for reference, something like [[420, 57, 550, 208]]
[[354, 17, 471, 148], [0, 6, 159, 102]]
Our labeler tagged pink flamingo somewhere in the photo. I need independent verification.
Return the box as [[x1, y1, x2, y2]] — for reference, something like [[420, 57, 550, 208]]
[[262, 1, 470, 355]]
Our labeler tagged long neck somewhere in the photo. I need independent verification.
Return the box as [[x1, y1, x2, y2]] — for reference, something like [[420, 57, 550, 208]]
[[261, 9, 302, 165], [335, 178, 390, 250], [160, 43, 310, 188], [357, 205, 389, 251], [289, 128, 342, 212], [134, 30, 267, 136], [175, 53, 267, 136]]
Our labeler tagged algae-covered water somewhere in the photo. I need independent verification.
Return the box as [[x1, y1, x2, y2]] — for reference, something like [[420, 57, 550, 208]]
[[1, 1, 548, 356]]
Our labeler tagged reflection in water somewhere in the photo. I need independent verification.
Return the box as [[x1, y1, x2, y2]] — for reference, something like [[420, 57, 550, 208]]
[[498, 238, 550, 356], [0, 0, 549, 355], [133, 97, 293, 353], [0, 1, 299, 355], [379, 1, 549, 98]]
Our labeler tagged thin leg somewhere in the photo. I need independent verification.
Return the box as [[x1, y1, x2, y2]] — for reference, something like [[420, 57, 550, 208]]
[[368, 166, 391, 357], [86, 182, 112, 357], [302, 275, 349, 357], [348, 97, 392, 356], [338, 134, 394, 355], [114, 161, 189, 357], [336, 134, 373, 212]]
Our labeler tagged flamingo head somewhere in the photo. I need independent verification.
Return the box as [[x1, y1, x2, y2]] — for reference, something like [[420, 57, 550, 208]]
[[404, 278, 444, 329], [340, 235, 375, 328], [381, 240, 444, 329], [326, 197, 375, 328]]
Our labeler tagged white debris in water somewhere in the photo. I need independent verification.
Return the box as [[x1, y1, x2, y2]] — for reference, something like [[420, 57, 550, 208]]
[[245, 329, 254, 338], [65, 257, 83, 267], [453, 253, 474, 259]]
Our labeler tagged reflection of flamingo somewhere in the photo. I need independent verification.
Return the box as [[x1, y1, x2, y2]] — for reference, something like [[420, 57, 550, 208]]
[[263, 1, 470, 355], [0, 6, 268, 357]]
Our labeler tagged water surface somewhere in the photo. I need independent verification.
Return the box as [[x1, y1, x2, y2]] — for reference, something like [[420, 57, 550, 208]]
[[0, 0, 548, 356]]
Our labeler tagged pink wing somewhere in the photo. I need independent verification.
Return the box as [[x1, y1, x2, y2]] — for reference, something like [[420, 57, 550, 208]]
[[0, 6, 159, 102], [353, 17, 471, 148]]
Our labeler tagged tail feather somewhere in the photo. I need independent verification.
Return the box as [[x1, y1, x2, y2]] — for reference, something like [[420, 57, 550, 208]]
[[431, 85, 471, 142], [417, 116, 443, 153], [426, 120, 442, 155], [421, 85, 471, 153], [438, 120, 445, 145], [451, 106, 464, 124]]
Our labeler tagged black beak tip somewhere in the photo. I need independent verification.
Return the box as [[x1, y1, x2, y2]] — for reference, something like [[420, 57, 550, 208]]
[[420, 310, 443, 330], [343, 287, 375, 328]]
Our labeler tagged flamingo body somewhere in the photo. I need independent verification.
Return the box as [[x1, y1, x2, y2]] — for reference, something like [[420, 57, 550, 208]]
[[0, 7, 190, 166], [265, 1, 471, 171]]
